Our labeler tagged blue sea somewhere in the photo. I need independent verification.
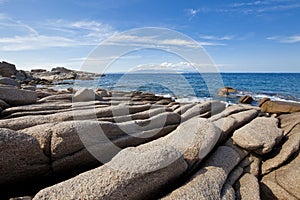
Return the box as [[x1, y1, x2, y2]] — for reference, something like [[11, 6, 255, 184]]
[[59, 73, 300, 104]]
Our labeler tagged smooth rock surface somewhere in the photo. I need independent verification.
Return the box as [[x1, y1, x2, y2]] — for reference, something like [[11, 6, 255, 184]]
[[0, 87, 37, 106], [235, 173, 260, 200], [0, 128, 49, 184], [232, 117, 283, 154]]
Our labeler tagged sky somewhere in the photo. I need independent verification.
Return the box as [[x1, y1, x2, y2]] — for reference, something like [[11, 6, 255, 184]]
[[0, 0, 300, 73]]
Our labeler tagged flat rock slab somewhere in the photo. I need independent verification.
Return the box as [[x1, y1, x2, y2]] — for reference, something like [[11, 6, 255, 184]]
[[261, 153, 300, 200], [33, 145, 187, 200], [162, 146, 242, 200], [232, 117, 283, 154], [235, 173, 260, 200], [0, 87, 37, 106]]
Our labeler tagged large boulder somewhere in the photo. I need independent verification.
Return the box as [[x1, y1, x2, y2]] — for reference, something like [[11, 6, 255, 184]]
[[0, 86, 37, 105], [234, 173, 260, 200], [0, 128, 49, 184], [0, 61, 16, 77], [232, 117, 283, 154], [259, 99, 300, 114], [0, 77, 20, 87], [33, 145, 187, 199]]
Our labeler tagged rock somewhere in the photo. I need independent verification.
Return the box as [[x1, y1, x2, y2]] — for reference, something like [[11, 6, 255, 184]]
[[162, 146, 243, 199], [261, 153, 300, 199], [218, 87, 236, 96], [260, 100, 300, 114], [33, 145, 187, 200], [0, 128, 49, 184], [0, 61, 16, 77], [239, 95, 253, 104], [262, 113, 300, 174], [278, 111, 300, 135], [0, 77, 20, 87], [0, 86, 37, 106], [232, 117, 283, 154], [258, 97, 270, 107], [31, 69, 47, 73], [21, 85, 36, 91], [0, 99, 10, 109], [0, 104, 152, 130], [51, 67, 72, 74], [234, 173, 260, 200], [181, 101, 226, 122], [73, 88, 102, 102]]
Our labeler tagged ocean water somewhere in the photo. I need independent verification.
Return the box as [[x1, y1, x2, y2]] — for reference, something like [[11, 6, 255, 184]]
[[60, 73, 300, 104]]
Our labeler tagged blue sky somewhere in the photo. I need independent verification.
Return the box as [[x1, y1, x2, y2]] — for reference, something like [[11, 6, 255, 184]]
[[0, 0, 300, 72]]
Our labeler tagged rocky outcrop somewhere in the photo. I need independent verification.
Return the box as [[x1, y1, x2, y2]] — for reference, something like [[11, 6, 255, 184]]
[[259, 98, 300, 114], [261, 153, 300, 200], [73, 88, 102, 102], [0, 86, 37, 106], [0, 77, 20, 87], [0, 61, 16, 77]]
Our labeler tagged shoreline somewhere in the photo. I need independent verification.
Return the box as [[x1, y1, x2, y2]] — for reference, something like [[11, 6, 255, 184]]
[[1, 63, 300, 199]]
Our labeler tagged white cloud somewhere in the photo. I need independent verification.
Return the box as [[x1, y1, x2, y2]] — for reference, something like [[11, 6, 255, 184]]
[[267, 35, 300, 43], [0, 17, 117, 51], [133, 61, 221, 73], [198, 35, 234, 41]]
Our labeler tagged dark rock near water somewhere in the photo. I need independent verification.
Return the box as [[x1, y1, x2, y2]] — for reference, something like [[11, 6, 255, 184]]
[[259, 98, 300, 114], [239, 95, 253, 104], [0, 77, 20, 87], [218, 87, 236, 96]]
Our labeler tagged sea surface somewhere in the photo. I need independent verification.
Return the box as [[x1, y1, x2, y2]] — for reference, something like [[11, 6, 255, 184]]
[[57, 73, 300, 104]]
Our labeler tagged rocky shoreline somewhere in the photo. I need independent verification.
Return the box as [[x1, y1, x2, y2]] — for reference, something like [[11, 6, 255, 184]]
[[0, 63, 300, 200]]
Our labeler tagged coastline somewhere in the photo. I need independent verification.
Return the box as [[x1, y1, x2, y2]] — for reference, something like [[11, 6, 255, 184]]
[[1, 64, 300, 199]]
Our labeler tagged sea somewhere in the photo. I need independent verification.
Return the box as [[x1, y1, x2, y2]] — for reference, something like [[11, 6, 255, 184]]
[[56, 73, 300, 105]]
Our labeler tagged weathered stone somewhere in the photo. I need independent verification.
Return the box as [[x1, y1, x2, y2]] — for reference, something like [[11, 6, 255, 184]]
[[0, 61, 16, 77], [73, 88, 102, 102], [0, 128, 49, 184], [261, 153, 300, 200], [0, 77, 20, 87], [0, 99, 10, 109], [278, 112, 300, 135], [218, 87, 236, 96], [234, 173, 260, 200], [0, 104, 152, 130], [232, 117, 283, 154], [38, 94, 73, 103], [162, 146, 243, 199], [260, 100, 300, 114], [0, 87, 37, 106], [258, 97, 270, 107], [239, 95, 253, 104], [181, 101, 225, 121], [33, 145, 187, 200], [262, 124, 300, 174]]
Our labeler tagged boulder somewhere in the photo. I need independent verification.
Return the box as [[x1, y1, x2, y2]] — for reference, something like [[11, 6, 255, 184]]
[[0, 61, 16, 77], [232, 117, 283, 154], [239, 95, 253, 104], [218, 87, 236, 96], [0, 77, 20, 87], [260, 100, 300, 114], [0, 128, 49, 184], [0, 86, 37, 106], [262, 113, 300, 174], [261, 153, 300, 199], [73, 88, 102, 102], [234, 173, 260, 200], [162, 145, 244, 199], [33, 145, 187, 199], [258, 97, 271, 107]]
